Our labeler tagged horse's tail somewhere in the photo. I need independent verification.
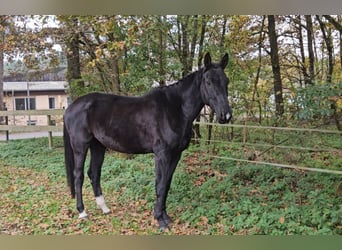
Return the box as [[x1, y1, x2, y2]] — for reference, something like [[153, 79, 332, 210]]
[[64, 122, 75, 198]]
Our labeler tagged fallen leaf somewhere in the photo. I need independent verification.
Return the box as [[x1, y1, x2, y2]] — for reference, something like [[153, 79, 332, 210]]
[[39, 223, 50, 229]]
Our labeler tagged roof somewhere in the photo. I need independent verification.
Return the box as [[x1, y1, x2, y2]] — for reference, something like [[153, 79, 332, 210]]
[[3, 81, 68, 92]]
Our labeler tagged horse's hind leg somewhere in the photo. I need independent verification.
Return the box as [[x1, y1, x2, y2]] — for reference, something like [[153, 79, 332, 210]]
[[73, 147, 88, 219], [87, 139, 111, 214]]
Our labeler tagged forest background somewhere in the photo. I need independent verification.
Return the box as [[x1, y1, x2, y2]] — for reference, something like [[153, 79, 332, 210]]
[[0, 15, 341, 129]]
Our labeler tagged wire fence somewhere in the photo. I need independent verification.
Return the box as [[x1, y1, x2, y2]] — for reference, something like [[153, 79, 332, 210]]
[[193, 121, 342, 175]]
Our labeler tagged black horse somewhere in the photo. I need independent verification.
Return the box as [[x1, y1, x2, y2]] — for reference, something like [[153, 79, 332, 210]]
[[63, 52, 232, 229]]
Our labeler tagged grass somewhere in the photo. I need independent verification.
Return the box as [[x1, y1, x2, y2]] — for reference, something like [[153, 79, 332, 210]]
[[0, 134, 341, 235]]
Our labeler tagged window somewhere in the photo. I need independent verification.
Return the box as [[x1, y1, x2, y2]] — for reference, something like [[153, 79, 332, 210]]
[[15, 98, 36, 110], [49, 97, 56, 109]]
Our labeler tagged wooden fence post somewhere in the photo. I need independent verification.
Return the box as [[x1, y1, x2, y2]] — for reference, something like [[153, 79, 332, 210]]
[[5, 112, 9, 141], [47, 114, 53, 149], [1, 107, 9, 141], [243, 121, 247, 144]]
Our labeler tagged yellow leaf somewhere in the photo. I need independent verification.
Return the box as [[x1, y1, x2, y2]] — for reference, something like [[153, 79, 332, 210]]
[[95, 48, 102, 58], [279, 216, 285, 224]]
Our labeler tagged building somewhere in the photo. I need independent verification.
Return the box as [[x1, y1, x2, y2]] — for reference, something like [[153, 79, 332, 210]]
[[3, 81, 69, 126]]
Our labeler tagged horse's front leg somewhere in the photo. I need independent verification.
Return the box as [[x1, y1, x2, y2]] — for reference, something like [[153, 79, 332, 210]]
[[154, 149, 182, 230]]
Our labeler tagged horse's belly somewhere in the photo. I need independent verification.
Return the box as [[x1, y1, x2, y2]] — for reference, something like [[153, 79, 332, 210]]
[[95, 130, 154, 154]]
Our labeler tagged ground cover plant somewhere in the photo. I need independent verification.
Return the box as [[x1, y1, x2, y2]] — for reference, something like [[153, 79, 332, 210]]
[[0, 135, 341, 235]]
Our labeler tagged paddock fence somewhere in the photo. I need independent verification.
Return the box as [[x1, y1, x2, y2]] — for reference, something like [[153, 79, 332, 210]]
[[1, 108, 341, 175], [192, 121, 342, 175], [0, 109, 65, 149]]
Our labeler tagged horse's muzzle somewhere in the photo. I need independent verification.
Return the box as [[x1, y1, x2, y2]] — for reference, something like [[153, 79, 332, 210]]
[[218, 111, 232, 124]]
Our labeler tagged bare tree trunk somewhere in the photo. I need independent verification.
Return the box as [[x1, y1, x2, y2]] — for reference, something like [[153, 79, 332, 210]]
[[317, 16, 340, 131], [0, 27, 4, 113], [250, 16, 265, 123], [194, 15, 208, 142], [66, 33, 82, 81], [0, 17, 6, 114], [317, 15, 334, 83], [305, 15, 315, 85], [340, 16, 342, 69], [267, 15, 284, 117], [297, 16, 309, 86], [189, 15, 198, 70], [177, 16, 190, 77], [158, 16, 166, 86], [112, 56, 120, 94], [66, 17, 83, 100], [197, 16, 208, 69], [323, 15, 342, 32], [220, 16, 228, 47]]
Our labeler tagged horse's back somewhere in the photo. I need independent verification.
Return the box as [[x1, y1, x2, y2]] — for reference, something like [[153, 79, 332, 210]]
[[65, 92, 141, 120], [64, 92, 160, 153]]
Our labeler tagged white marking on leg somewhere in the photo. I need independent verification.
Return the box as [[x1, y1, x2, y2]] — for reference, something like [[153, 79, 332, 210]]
[[96, 195, 111, 214], [79, 210, 88, 219], [226, 112, 231, 121]]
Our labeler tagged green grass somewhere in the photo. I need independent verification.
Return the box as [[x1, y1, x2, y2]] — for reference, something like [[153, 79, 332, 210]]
[[0, 135, 341, 235]]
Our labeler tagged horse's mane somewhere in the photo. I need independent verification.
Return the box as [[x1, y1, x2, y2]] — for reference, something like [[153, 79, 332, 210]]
[[153, 67, 204, 92]]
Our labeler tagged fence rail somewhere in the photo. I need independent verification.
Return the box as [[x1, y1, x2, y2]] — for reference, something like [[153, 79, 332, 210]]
[[193, 121, 342, 134], [0, 109, 65, 148], [193, 121, 342, 175], [0, 109, 65, 116]]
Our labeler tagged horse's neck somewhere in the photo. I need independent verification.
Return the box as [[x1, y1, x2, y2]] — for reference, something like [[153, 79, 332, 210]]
[[177, 71, 204, 123]]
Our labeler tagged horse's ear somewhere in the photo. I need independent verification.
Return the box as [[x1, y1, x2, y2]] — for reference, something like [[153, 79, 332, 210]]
[[220, 53, 229, 69], [204, 52, 211, 68]]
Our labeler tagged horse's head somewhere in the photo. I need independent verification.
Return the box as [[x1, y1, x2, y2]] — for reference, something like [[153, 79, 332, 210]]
[[200, 52, 232, 124]]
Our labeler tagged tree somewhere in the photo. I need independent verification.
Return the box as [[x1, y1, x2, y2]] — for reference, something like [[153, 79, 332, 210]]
[[267, 15, 284, 117], [305, 15, 315, 85], [250, 16, 266, 122], [157, 16, 166, 86], [323, 15, 342, 32], [317, 15, 334, 83], [0, 16, 5, 112], [63, 16, 83, 99], [55, 16, 84, 100], [57, 15, 140, 97], [165, 16, 201, 77]]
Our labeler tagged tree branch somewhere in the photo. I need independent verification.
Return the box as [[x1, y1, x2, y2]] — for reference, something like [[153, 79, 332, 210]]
[[323, 15, 342, 32]]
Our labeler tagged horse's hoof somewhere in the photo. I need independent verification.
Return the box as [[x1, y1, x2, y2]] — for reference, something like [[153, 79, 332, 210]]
[[78, 211, 88, 219], [97, 207, 111, 215], [159, 224, 170, 232], [162, 216, 172, 226], [158, 220, 172, 232], [96, 196, 111, 215], [103, 209, 111, 215], [159, 226, 167, 232]]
